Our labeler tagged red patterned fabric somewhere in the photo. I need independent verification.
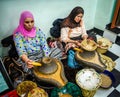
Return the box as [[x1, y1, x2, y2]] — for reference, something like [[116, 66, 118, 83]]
[[1, 90, 19, 97]]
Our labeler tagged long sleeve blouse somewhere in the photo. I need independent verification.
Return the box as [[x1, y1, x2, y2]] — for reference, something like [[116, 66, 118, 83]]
[[13, 28, 50, 57], [60, 22, 87, 43]]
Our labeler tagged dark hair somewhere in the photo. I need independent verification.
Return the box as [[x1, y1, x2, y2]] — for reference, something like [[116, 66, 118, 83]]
[[61, 6, 84, 28], [68, 6, 84, 21]]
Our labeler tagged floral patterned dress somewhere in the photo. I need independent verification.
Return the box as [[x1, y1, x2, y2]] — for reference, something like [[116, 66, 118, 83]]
[[14, 28, 62, 73]]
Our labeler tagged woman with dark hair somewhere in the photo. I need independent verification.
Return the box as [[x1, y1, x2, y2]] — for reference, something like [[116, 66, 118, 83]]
[[60, 6, 88, 52]]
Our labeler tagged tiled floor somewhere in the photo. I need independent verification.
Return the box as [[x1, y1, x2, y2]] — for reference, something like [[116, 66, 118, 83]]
[[94, 34, 120, 97]]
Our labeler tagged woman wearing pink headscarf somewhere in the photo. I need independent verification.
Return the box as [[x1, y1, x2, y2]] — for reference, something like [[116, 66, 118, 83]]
[[13, 11, 62, 74]]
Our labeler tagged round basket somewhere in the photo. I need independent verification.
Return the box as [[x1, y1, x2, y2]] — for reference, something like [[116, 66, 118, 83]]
[[80, 39, 97, 51], [100, 70, 116, 89], [97, 38, 112, 53], [96, 47, 108, 53], [76, 68, 102, 97], [28, 87, 48, 97], [16, 81, 37, 96]]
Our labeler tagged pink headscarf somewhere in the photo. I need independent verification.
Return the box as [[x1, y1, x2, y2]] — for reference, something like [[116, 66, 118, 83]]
[[13, 11, 36, 37]]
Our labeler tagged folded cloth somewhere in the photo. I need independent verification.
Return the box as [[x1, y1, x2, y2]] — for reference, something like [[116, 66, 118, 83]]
[[67, 50, 81, 68]]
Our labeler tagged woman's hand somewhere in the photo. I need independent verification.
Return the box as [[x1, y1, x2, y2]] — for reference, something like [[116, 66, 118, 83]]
[[83, 35, 88, 39], [80, 19, 83, 26], [75, 41, 81, 46], [21, 54, 34, 68], [25, 59, 34, 68]]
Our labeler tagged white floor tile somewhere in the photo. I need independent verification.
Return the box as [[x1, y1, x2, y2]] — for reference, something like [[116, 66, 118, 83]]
[[94, 87, 114, 97], [108, 44, 120, 57], [118, 34, 120, 37], [115, 58, 120, 72], [116, 84, 120, 92], [103, 29, 117, 43]]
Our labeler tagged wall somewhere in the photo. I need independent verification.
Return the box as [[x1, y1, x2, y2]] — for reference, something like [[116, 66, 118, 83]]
[[0, 0, 97, 40], [0, 0, 116, 56], [0, 0, 97, 56], [94, 0, 117, 30]]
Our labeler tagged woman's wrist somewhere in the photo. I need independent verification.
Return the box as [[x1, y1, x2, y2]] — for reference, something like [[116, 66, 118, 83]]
[[25, 59, 30, 64], [83, 35, 88, 39], [21, 54, 30, 64]]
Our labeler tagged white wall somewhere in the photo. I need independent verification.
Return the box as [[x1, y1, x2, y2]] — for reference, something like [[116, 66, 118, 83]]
[[1, 0, 116, 57], [94, 0, 116, 30], [0, 0, 97, 41]]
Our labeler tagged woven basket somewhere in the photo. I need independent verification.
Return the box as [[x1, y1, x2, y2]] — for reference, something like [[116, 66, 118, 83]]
[[81, 39, 97, 51], [76, 68, 102, 97], [16, 81, 37, 96], [96, 47, 108, 53], [28, 87, 48, 97], [99, 54, 116, 71], [97, 38, 112, 53]]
